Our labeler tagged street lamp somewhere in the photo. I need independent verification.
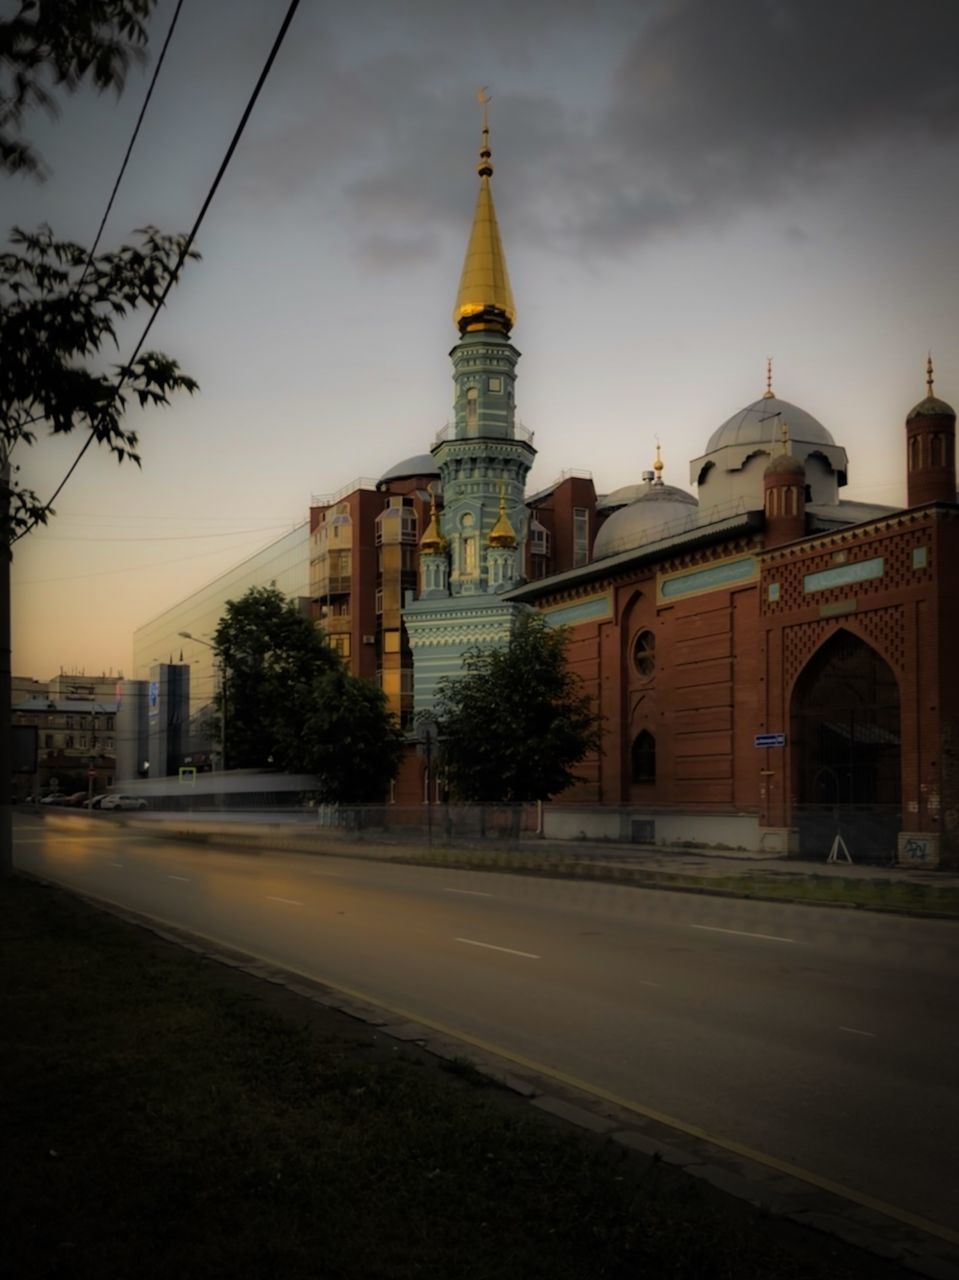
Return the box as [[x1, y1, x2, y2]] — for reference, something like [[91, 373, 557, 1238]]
[[178, 631, 227, 772]]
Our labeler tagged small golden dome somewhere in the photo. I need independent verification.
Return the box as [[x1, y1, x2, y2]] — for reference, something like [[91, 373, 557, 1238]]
[[419, 489, 447, 555], [488, 487, 517, 549]]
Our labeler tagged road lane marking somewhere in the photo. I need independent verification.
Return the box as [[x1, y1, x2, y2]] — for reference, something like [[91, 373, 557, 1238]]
[[454, 937, 539, 959], [691, 924, 796, 944], [443, 888, 493, 898], [110, 862, 124, 868], [839, 1026, 877, 1038], [638, 980, 663, 988], [265, 895, 303, 907], [168, 875, 190, 883]]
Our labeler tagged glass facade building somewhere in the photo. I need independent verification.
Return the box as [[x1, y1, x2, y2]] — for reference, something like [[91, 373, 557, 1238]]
[[132, 524, 310, 725]]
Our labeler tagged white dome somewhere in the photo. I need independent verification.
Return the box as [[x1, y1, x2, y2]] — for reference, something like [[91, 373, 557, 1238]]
[[705, 396, 834, 453], [593, 483, 698, 560]]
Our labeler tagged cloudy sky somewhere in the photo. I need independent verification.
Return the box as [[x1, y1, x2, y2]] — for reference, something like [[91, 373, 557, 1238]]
[[9, 0, 959, 679]]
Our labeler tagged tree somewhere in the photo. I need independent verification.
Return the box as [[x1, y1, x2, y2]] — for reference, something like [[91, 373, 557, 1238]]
[[212, 586, 403, 801], [296, 667, 405, 804], [433, 612, 603, 803], [1, 224, 199, 538], [212, 586, 339, 772], [1, 0, 157, 179]]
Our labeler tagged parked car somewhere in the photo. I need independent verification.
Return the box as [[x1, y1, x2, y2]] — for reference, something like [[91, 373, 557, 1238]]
[[101, 794, 147, 811], [82, 795, 107, 810], [40, 793, 61, 805]]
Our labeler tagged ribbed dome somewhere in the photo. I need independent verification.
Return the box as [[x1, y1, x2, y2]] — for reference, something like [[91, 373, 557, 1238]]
[[705, 397, 834, 454], [766, 451, 805, 475], [378, 454, 440, 485], [907, 395, 955, 421], [593, 484, 698, 560]]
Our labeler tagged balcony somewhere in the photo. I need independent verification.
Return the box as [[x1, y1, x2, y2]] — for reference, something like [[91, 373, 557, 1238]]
[[313, 574, 352, 597]]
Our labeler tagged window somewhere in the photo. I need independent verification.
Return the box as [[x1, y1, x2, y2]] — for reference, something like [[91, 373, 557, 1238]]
[[633, 630, 656, 677], [329, 634, 351, 658], [375, 589, 384, 615], [44, 734, 53, 749], [106, 716, 115, 730], [489, 376, 502, 392], [463, 535, 477, 576], [573, 508, 589, 567], [383, 630, 401, 654], [65, 736, 74, 749], [530, 519, 550, 556], [466, 386, 478, 427], [631, 731, 656, 784]]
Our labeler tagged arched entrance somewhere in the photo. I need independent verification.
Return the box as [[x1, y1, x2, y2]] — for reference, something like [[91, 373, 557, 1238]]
[[791, 630, 901, 861]]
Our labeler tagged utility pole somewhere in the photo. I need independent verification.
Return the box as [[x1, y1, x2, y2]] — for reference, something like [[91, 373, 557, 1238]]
[[1, 450, 12, 876]]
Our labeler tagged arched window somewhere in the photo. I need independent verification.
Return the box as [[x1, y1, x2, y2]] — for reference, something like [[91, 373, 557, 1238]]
[[632, 629, 655, 677], [631, 731, 656, 784], [466, 386, 478, 428]]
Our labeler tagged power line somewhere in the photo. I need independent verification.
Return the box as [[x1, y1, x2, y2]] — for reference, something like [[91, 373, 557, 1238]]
[[14, 0, 304, 542], [33, 523, 293, 544], [15, 539, 284, 585]]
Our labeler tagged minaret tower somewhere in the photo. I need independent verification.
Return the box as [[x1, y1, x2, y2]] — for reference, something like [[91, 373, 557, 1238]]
[[906, 356, 956, 507], [763, 420, 806, 548], [404, 93, 535, 714], [440, 89, 535, 595]]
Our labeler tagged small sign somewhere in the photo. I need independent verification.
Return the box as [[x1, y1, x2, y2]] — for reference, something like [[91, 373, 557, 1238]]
[[87, 767, 97, 779], [754, 733, 786, 748], [178, 766, 197, 785]]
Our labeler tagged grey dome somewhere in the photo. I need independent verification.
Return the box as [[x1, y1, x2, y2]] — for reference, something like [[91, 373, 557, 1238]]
[[597, 482, 653, 512], [593, 483, 698, 560], [705, 396, 834, 454], [378, 454, 440, 485]]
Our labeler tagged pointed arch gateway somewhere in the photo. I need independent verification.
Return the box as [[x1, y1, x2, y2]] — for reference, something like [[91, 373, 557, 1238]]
[[790, 629, 901, 860]]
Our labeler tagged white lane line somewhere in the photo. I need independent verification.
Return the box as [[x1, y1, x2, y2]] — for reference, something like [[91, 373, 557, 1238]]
[[691, 924, 796, 944], [454, 936, 540, 959], [110, 862, 124, 868], [168, 875, 190, 883], [265, 895, 303, 907], [443, 887, 493, 898], [839, 1026, 877, 1038]]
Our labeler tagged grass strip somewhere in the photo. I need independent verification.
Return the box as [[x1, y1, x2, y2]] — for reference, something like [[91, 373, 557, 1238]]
[[2, 876, 899, 1280]]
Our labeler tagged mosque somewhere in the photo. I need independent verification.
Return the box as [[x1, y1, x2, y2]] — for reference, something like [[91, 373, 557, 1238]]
[[383, 109, 959, 866], [138, 109, 959, 866]]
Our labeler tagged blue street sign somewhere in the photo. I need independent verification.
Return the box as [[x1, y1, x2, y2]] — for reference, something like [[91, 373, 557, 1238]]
[[754, 733, 786, 748]]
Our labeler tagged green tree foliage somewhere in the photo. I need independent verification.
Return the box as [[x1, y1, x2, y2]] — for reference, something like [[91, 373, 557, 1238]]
[[1, 0, 156, 178], [213, 586, 338, 772], [1, 224, 198, 538], [434, 612, 602, 802], [296, 667, 405, 804], [213, 586, 404, 801]]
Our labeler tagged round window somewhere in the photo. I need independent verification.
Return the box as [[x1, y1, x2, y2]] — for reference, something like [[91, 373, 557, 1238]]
[[633, 629, 655, 677]]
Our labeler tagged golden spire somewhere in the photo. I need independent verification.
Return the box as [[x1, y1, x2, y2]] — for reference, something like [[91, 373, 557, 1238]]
[[762, 356, 775, 399], [653, 441, 664, 484], [927, 352, 935, 397], [488, 481, 517, 548], [419, 485, 446, 555], [453, 88, 516, 336]]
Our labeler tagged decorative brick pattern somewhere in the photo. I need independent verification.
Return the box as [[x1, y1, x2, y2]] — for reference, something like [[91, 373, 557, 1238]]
[[783, 605, 905, 689], [762, 518, 935, 616]]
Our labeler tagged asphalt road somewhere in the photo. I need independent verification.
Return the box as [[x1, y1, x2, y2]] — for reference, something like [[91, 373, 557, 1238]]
[[15, 816, 959, 1234]]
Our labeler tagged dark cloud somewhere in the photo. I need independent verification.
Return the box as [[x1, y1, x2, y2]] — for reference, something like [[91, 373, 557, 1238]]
[[573, 0, 959, 246], [227, 0, 959, 258]]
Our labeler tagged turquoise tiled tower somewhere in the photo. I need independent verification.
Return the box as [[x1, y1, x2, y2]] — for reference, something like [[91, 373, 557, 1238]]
[[404, 99, 535, 715]]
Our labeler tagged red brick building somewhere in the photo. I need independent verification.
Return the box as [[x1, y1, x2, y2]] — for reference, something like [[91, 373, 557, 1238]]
[[509, 368, 959, 867]]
